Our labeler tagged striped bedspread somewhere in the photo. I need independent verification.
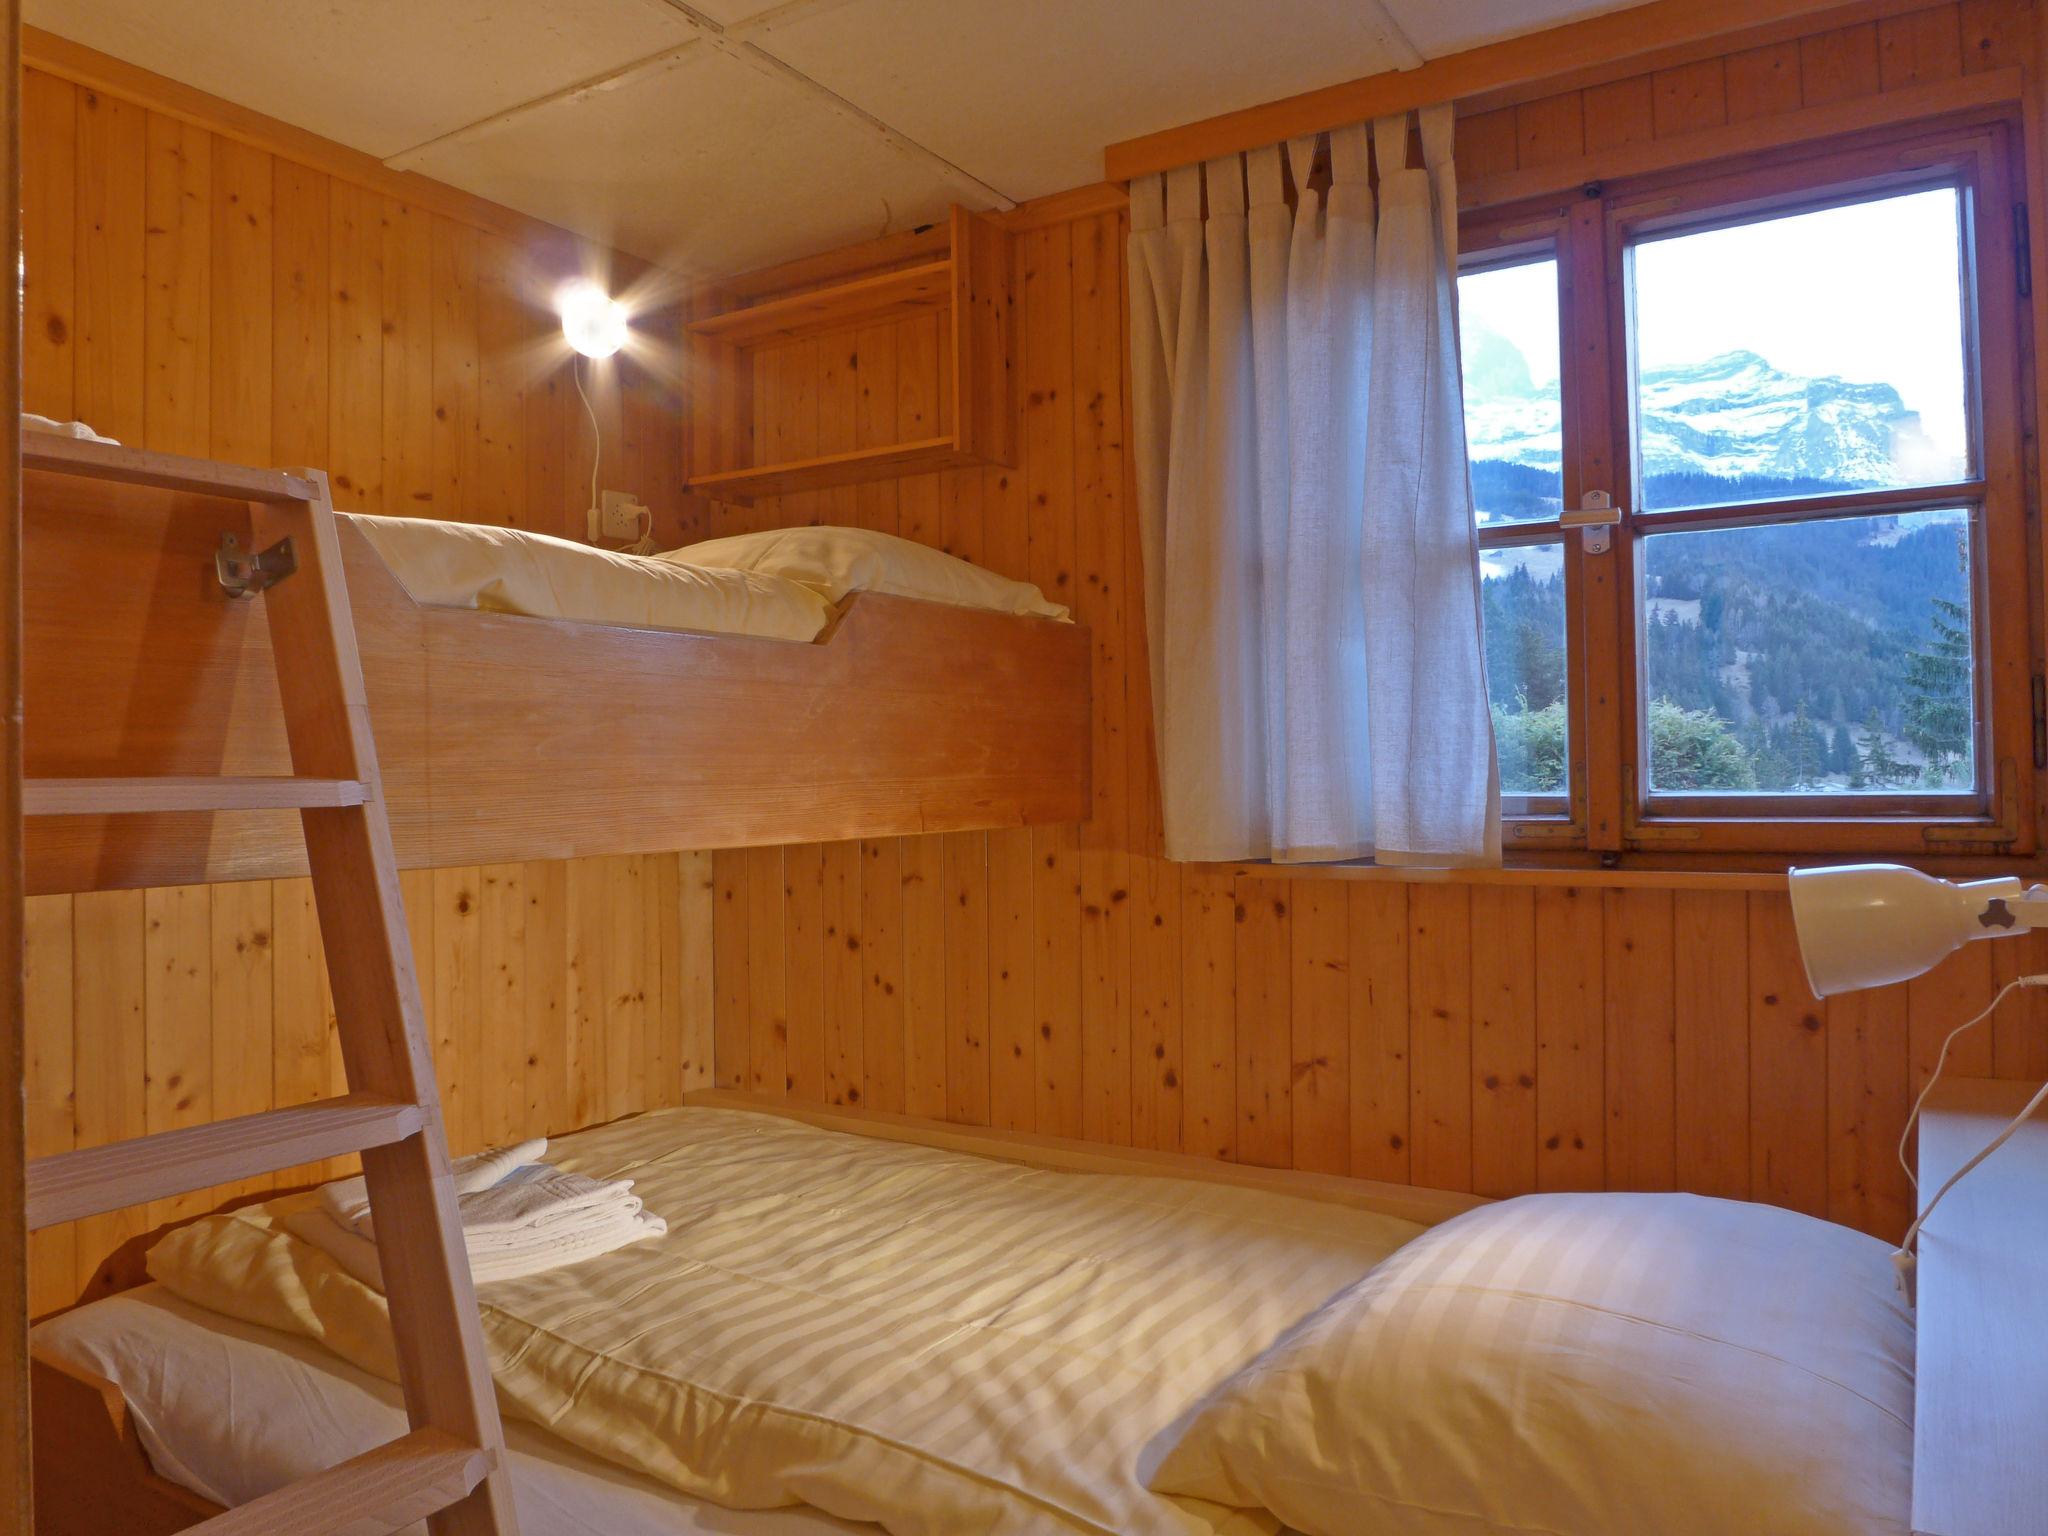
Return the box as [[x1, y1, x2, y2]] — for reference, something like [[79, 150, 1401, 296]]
[[148, 1106, 1423, 1535]]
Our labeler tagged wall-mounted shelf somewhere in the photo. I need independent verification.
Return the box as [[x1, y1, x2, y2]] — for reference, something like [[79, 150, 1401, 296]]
[[685, 206, 1015, 504], [688, 260, 953, 346]]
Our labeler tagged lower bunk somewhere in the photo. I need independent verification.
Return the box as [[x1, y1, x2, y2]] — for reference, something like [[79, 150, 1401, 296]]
[[31, 1102, 1918, 1536]]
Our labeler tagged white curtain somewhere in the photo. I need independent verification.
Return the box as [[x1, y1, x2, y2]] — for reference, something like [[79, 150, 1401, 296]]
[[1129, 105, 1499, 866]]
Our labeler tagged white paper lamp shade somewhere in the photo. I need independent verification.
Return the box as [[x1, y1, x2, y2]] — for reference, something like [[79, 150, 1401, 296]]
[[1788, 864, 2023, 996]]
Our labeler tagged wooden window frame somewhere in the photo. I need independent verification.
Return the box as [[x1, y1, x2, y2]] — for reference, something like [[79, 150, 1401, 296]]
[[1463, 115, 2040, 861]]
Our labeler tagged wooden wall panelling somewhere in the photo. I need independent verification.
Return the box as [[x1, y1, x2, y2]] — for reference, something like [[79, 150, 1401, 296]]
[[141, 884, 211, 1228], [1603, 889, 1675, 1192], [1408, 885, 1474, 1192], [942, 832, 990, 1126], [988, 828, 1036, 1133], [1533, 888, 1604, 1191], [1128, 857, 1182, 1153], [900, 836, 948, 1120], [1287, 881, 1350, 1175], [745, 846, 787, 1097], [1347, 883, 1410, 1184], [1460, 3, 2006, 209], [1235, 880, 1292, 1169], [22, 68, 76, 425], [1468, 886, 1537, 1198], [1672, 889, 1751, 1198], [75, 87, 146, 448], [212, 882, 278, 1197], [19, 62, 706, 1311], [1181, 870, 1237, 1162], [1748, 891, 1830, 1216], [686, 0, 2048, 1247]]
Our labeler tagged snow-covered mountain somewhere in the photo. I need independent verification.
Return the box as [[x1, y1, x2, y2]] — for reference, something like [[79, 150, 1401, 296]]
[[1462, 336, 1956, 491]]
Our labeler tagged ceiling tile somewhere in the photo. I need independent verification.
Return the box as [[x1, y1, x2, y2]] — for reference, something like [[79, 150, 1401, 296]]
[[747, 0, 1408, 198], [25, 0, 699, 158], [403, 42, 961, 276], [1380, 0, 1645, 59]]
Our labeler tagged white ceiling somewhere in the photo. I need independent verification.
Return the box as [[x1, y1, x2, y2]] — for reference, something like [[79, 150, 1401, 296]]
[[28, 0, 1639, 279]]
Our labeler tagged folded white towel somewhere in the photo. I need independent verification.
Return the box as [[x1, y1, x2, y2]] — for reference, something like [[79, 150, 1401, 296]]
[[282, 1203, 667, 1289], [22, 412, 119, 444], [357, 1170, 640, 1245], [319, 1136, 548, 1232]]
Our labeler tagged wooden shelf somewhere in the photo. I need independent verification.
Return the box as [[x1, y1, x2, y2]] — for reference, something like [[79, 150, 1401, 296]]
[[687, 259, 953, 346], [685, 437, 980, 501], [686, 205, 1015, 505]]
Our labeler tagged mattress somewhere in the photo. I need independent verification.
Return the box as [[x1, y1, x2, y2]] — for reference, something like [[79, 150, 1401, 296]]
[[143, 1107, 1422, 1534], [33, 1285, 872, 1536]]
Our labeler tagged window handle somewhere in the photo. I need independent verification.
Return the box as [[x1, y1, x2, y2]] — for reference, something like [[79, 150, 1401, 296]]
[[1561, 490, 1622, 554]]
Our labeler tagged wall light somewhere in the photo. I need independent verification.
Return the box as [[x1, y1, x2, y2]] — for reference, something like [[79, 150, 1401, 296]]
[[559, 280, 628, 359]]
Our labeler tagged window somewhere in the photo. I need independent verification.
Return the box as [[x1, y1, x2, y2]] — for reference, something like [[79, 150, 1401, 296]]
[[1460, 125, 2035, 856], [1462, 258, 1571, 812]]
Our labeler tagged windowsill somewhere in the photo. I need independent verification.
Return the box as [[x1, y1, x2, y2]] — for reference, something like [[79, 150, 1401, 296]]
[[1193, 850, 2048, 892], [1197, 860, 1789, 892]]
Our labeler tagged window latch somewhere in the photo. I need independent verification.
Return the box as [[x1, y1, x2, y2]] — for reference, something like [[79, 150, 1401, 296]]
[[1561, 490, 1622, 555]]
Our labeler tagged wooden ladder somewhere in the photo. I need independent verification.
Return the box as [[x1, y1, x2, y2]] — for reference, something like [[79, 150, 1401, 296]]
[[19, 436, 520, 1536]]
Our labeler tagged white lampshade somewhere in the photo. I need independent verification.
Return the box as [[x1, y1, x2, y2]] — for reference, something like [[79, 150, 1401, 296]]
[[558, 280, 628, 359], [1788, 864, 2024, 996]]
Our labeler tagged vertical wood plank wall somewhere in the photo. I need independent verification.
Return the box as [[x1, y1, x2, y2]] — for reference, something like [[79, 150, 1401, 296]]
[[18, 64, 712, 1315], [697, 0, 2048, 1245]]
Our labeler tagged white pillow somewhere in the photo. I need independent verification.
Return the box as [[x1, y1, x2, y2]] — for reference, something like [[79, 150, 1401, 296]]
[[660, 525, 1070, 620], [1148, 1192, 1913, 1536]]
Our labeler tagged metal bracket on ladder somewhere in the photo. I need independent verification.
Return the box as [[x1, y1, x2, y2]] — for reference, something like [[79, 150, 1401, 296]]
[[216, 531, 298, 598]]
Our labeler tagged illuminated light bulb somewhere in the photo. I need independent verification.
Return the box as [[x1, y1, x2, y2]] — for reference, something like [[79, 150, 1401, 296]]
[[559, 280, 629, 359]]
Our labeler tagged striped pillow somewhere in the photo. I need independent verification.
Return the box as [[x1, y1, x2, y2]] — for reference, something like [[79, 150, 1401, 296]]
[[1147, 1192, 1914, 1536]]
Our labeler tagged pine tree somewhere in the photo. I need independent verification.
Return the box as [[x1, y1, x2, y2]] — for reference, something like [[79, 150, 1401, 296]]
[[1857, 709, 1913, 790], [1788, 702, 1822, 789], [1829, 724, 1857, 776], [1902, 581, 1973, 789]]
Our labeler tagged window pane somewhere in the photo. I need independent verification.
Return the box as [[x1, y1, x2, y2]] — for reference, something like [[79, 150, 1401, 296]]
[[1460, 259, 1563, 528], [1482, 539, 1569, 797], [1640, 510, 1975, 795], [1632, 189, 1969, 512]]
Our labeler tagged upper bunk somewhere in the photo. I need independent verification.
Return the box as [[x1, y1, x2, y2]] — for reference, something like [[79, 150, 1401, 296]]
[[21, 434, 1091, 895]]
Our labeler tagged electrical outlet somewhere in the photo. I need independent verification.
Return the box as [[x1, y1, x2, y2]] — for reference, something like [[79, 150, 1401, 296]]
[[587, 489, 649, 543]]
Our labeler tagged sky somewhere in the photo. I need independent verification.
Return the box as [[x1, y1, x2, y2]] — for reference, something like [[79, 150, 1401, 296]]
[[1458, 186, 1971, 468], [1461, 258, 1560, 396]]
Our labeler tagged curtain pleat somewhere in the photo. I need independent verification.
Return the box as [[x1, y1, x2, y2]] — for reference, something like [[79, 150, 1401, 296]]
[[1129, 103, 1498, 866]]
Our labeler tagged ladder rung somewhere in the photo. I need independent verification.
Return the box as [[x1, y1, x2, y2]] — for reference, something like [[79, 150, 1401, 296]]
[[187, 1429, 492, 1536], [24, 433, 319, 502], [27, 1093, 425, 1230], [23, 775, 368, 815]]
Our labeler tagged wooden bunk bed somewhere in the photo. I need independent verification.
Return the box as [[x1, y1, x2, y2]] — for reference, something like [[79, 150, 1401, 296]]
[[19, 434, 1090, 895], [8, 433, 1091, 1536]]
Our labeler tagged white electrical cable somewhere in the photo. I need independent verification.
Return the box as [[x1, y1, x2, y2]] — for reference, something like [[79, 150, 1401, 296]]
[[573, 354, 601, 522], [1896, 973, 2046, 1195], [572, 355, 657, 555], [1888, 971, 2048, 1304]]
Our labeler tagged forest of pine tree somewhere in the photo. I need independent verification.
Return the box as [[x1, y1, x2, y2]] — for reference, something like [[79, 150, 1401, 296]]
[[1478, 462, 1977, 797]]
